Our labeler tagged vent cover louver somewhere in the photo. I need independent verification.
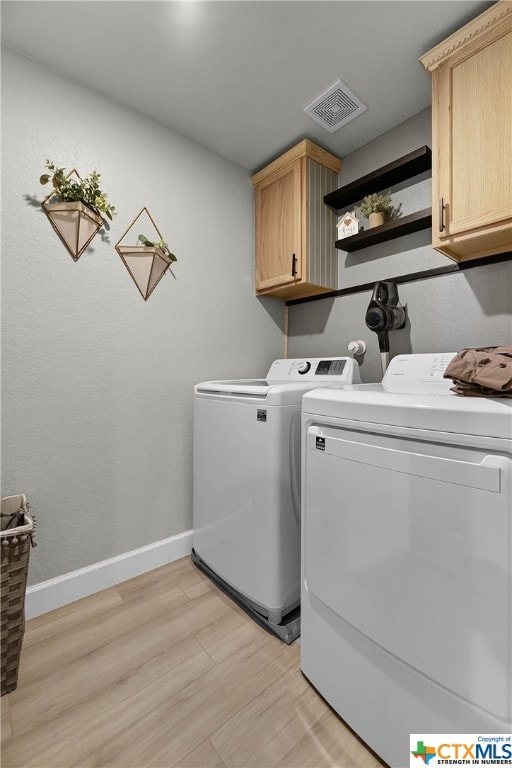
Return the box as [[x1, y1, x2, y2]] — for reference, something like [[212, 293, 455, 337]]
[[304, 80, 367, 133]]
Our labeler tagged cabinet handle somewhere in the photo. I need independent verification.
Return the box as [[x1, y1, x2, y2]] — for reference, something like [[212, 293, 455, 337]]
[[439, 197, 445, 232], [292, 253, 297, 278]]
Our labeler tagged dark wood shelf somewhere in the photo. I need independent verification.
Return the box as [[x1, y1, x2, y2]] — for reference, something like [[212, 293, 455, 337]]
[[324, 146, 432, 212], [335, 208, 432, 252]]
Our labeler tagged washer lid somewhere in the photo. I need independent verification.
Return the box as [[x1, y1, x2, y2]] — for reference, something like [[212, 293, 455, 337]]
[[195, 357, 361, 405], [195, 379, 271, 398], [195, 379, 352, 405]]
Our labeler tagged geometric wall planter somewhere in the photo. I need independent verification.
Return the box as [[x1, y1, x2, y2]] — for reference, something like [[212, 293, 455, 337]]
[[42, 201, 104, 262], [115, 207, 173, 301], [41, 170, 104, 261]]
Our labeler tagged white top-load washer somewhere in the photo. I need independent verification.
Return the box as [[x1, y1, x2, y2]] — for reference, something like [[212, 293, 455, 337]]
[[192, 357, 360, 642], [301, 353, 512, 767]]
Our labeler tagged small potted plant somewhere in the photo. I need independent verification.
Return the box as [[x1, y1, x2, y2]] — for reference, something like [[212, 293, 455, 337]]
[[115, 207, 177, 301], [359, 192, 394, 229], [40, 160, 116, 260]]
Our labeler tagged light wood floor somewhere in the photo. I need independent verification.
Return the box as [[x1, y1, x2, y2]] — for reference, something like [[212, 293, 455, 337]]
[[1, 557, 384, 768]]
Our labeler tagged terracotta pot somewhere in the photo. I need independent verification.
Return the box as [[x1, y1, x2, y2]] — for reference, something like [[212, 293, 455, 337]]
[[368, 211, 385, 229]]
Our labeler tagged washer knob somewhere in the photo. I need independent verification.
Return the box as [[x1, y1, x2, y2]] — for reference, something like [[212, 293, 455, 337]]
[[298, 361, 311, 374]]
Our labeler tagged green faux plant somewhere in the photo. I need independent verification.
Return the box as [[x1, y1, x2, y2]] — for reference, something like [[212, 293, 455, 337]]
[[40, 160, 116, 220], [138, 234, 177, 263], [359, 192, 394, 219]]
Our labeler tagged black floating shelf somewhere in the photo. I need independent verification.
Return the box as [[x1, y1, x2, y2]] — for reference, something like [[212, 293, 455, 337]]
[[324, 145, 432, 211], [336, 208, 432, 252]]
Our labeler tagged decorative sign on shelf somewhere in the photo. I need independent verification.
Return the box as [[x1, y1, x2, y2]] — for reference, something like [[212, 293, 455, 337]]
[[336, 210, 359, 239], [115, 207, 177, 301]]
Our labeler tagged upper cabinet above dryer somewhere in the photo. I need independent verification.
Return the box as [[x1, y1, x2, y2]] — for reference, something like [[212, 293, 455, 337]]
[[251, 140, 341, 300], [420, 0, 512, 262]]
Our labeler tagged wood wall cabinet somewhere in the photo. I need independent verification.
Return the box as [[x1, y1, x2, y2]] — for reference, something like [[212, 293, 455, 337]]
[[420, 0, 512, 262], [251, 140, 341, 299]]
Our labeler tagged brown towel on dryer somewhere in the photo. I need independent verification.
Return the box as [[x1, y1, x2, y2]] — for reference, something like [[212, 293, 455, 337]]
[[444, 347, 512, 398]]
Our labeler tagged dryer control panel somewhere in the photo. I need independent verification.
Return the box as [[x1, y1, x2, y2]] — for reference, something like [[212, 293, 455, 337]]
[[384, 353, 456, 382], [267, 358, 360, 384]]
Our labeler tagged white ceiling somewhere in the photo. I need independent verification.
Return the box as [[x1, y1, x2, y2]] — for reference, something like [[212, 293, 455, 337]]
[[1, 0, 492, 172]]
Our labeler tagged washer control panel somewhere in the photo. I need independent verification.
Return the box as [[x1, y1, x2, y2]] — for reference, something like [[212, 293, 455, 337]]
[[315, 359, 347, 376], [267, 358, 360, 383]]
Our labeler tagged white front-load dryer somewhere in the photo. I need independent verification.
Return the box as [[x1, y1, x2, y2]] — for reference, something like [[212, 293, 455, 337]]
[[301, 353, 512, 766], [192, 357, 360, 642]]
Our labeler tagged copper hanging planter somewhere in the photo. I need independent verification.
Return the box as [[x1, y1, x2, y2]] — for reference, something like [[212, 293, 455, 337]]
[[115, 208, 173, 301], [41, 170, 104, 261]]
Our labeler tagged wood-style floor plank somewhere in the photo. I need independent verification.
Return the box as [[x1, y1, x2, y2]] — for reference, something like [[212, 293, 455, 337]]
[[76, 636, 292, 768], [21, 587, 123, 649], [211, 659, 326, 767], [3, 636, 215, 768], [176, 738, 225, 768], [9, 589, 218, 736], [15, 585, 188, 687], [277, 708, 384, 768], [1, 557, 383, 768], [195, 600, 270, 664], [1, 695, 12, 742]]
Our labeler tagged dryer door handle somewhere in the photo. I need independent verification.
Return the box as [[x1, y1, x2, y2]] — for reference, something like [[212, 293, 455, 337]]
[[307, 428, 500, 493]]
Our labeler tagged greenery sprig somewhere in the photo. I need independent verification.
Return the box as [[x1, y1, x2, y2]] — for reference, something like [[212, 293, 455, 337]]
[[138, 234, 177, 263], [40, 160, 116, 220]]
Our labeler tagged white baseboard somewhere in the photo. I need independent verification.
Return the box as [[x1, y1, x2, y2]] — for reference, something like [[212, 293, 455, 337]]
[[25, 529, 193, 620]]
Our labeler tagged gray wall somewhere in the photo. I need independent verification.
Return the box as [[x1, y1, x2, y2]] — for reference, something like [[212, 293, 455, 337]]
[[288, 109, 512, 382], [1, 46, 284, 584]]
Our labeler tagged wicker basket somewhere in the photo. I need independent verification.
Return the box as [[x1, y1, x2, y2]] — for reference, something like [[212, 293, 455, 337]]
[[1, 495, 36, 696]]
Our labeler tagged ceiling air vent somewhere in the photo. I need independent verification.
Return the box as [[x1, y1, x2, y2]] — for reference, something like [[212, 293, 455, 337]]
[[304, 80, 367, 133]]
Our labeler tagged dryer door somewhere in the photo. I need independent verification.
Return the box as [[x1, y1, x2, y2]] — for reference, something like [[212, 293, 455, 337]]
[[304, 423, 512, 722]]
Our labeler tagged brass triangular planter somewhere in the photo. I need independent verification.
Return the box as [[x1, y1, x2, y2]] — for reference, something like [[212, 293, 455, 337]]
[[42, 201, 104, 261], [115, 207, 174, 301], [117, 245, 171, 301]]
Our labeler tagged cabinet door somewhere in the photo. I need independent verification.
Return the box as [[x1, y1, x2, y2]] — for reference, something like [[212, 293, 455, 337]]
[[433, 27, 512, 245], [255, 159, 303, 292]]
